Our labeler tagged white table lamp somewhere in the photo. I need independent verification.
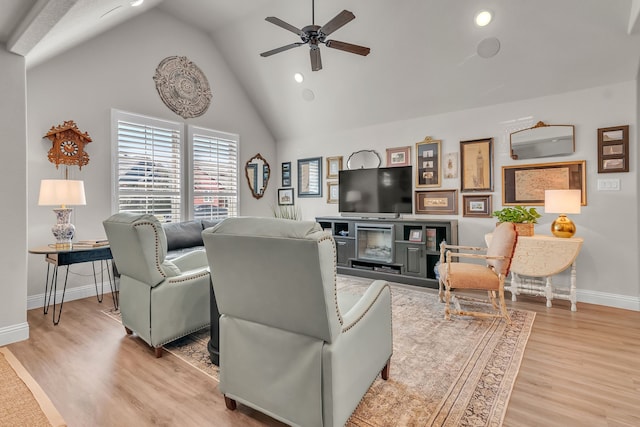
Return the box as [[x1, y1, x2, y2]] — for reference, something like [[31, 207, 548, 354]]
[[39, 179, 86, 248], [544, 189, 581, 238]]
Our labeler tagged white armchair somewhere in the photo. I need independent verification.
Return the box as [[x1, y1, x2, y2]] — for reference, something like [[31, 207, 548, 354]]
[[202, 217, 392, 427], [103, 213, 210, 357]]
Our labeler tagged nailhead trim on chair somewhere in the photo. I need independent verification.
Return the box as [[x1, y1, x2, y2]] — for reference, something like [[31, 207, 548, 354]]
[[320, 234, 344, 326], [166, 271, 210, 283], [133, 221, 166, 278], [342, 283, 392, 333]]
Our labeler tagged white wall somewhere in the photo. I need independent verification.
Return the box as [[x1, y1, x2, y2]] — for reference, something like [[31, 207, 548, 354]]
[[25, 9, 276, 299], [278, 81, 639, 310], [0, 49, 29, 345]]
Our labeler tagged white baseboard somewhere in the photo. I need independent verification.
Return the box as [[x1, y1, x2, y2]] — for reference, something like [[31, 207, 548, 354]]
[[577, 289, 640, 311], [27, 281, 117, 311], [0, 322, 29, 346]]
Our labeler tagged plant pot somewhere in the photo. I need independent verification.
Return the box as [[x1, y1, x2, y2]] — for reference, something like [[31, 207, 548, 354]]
[[496, 222, 534, 237]]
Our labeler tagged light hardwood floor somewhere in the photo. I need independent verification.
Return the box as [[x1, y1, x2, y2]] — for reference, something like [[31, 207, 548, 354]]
[[7, 288, 640, 427]]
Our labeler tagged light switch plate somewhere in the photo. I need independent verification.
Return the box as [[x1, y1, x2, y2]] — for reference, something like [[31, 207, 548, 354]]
[[597, 178, 620, 191]]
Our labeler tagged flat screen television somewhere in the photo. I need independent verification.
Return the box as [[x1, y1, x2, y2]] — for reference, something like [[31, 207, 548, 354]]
[[338, 166, 413, 217]]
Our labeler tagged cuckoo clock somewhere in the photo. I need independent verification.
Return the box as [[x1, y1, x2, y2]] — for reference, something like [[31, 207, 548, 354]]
[[44, 120, 92, 170]]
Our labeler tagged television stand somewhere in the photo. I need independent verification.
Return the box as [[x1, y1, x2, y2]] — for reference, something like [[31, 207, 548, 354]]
[[316, 216, 458, 289]]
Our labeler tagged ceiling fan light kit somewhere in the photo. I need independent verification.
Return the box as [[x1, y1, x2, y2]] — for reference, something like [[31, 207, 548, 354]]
[[260, 0, 370, 71]]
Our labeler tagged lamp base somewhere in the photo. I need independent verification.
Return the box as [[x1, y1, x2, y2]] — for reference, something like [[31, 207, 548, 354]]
[[551, 214, 576, 238], [52, 208, 76, 249]]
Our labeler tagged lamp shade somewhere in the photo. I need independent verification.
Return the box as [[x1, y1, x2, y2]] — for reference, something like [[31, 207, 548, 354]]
[[38, 179, 86, 206], [544, 189, 581, 214]]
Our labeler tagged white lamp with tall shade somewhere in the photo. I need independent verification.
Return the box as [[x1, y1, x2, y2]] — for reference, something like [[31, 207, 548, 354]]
[[38, 179, 86, 248], [544, 189, 581, 238]]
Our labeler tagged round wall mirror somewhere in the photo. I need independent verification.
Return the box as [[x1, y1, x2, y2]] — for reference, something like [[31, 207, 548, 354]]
[[347, 150, 381, 169], [245, 153, 270, 199]]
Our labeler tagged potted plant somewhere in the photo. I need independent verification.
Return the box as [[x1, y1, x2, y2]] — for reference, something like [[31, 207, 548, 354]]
[[492, 206, 541, 236]]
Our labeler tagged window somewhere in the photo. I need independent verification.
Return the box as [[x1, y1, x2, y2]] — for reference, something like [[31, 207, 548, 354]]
[[112, 109, 239, 222], [189, 126, 239, 220]]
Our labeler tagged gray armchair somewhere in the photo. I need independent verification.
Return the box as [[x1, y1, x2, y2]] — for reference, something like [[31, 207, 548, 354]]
[[103, 213, 210, 357], [202, 217, 392, 427]]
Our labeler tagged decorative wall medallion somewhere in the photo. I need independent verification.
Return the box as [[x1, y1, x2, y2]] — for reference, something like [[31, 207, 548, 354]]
[[153, 56, 212, 119], [44, 120, 92, 170]]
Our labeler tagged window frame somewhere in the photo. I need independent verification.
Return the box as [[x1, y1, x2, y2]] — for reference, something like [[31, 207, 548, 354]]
[[111, 109, 240, 221]]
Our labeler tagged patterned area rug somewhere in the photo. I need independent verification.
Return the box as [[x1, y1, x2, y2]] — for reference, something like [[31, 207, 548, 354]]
[[104, 275, 534, 426]]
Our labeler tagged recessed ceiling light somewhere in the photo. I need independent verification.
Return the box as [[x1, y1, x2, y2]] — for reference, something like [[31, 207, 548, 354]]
[[474, 10, 492, 27], [294, 73, 304, 83], [130, 0, 144, 7]]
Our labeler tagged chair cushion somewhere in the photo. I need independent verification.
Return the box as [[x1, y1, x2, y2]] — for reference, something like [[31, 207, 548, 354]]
[[163, 220, 204, 251], [486, 222, 518, 276], [440, 263, 499, 290]]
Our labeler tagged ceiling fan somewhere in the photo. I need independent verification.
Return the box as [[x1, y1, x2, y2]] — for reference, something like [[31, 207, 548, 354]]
[[260, 0, 370, 71]]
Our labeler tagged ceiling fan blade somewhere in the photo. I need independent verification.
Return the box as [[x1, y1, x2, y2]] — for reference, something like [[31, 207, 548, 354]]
[[265, 17, 305, 37], [319, 10, 355, 37], [325, 40, 370, 56], [310, 47, 322, 71], [260, 43, 304, 57]]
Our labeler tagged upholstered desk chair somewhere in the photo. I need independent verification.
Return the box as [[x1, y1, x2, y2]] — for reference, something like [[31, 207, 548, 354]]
[[438, 222, 517, 323], [103, 213, 210, 357], [202, 217, 392, 427]]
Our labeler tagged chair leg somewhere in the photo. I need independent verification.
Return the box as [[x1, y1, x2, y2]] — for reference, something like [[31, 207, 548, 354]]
[[498, 288, 512, 324], [154, 347, 163, 358], [444, 284, 452, 320], [488, 290, 499, 310], [224, 395, 237, 410], [438, 278, 444, 303], [381, 359, 390, 380]]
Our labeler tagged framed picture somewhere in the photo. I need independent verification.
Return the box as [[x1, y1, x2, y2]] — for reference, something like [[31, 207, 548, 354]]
[[386, 146, 411, 167], [444, 152, 458, 179], [326, 156, 343, 179], [278, 188, 294, 206], [408, 229, 423, 242], [298, 157, 322, 197], [415, 137, 441, 187], [415, 189, 458, 215], [462, 194, 492, 218], [502, 160, 586, 206], [460, 138, 493, 192], [281, 162, 291, 187], [326, 181, 339, 203], [598, 125, 629, 173]]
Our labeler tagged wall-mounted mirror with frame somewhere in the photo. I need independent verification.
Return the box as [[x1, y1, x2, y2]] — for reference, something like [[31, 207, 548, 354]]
[[245, 153, 270, 199], [510, 121, 575, 160]]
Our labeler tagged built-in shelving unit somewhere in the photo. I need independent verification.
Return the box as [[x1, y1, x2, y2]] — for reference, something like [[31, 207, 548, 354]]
[[316, 216, 458, 289]]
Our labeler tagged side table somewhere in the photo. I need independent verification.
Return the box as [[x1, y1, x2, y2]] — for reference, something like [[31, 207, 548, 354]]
[[486, 234, 583, 311], [28, 245, 118, 325]]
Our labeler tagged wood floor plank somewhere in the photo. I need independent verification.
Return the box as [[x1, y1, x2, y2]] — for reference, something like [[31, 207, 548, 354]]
[[7, 291, 640, 426]]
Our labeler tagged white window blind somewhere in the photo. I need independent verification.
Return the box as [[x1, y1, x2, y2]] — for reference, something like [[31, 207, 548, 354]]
[[112, 110, 239, 222], [189, 126, 239, 220], [114, 111, 183, 223]]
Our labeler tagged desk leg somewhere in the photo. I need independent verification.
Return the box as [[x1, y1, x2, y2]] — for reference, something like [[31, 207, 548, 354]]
[[92, 261, 104, 303], [104, 259, 118, 310], [51, 266, 70, 325], [509, 272, 520, 301], [570, 261, 577, 312], [545, 276, 553, 308], [43, 263, 53, 315]]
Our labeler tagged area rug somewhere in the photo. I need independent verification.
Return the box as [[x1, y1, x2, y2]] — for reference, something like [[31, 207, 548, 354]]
[[104, 275, 534, 426], [0, 347, 66, 427]]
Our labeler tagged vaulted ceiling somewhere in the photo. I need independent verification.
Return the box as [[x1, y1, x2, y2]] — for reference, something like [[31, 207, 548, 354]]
[[3, 0, 640, 141]]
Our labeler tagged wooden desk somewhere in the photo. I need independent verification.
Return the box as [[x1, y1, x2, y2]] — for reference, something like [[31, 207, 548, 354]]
[[29, 245, 117, 324], [486, 234, 583, 311]]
